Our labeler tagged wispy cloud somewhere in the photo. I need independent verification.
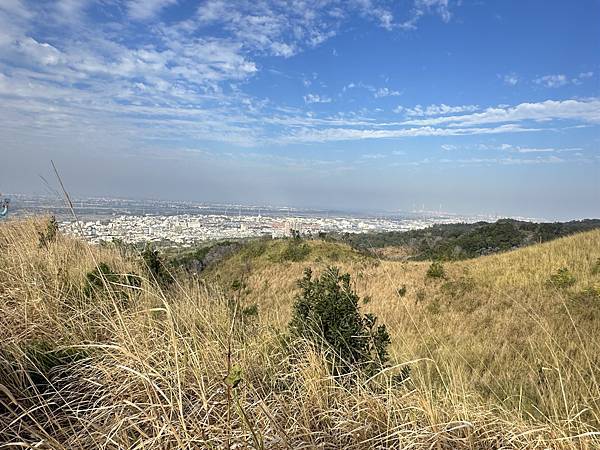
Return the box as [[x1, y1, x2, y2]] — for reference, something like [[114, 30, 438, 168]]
[[374, 87, 402, 98], [274, 123, 536, 144], [352, 0, 454, 32], [0, 0, 597, 155], [128, 0, 178, 21], [441, 144, 458, 151], [360, 153, 387, 159], [534, 72, 595, 88], [501, 73, 519, 86], [304, 93, 332, 104], [395, 103, 479, 116], [441, 143, 587, 155], [398, 0, 452, 30], [534, 74, 568, 88], [401, 99, 600, 127]]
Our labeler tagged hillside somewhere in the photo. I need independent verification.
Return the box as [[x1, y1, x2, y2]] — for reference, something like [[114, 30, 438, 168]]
[[329, 218, 600, 260], [1, 218, 600, 448]]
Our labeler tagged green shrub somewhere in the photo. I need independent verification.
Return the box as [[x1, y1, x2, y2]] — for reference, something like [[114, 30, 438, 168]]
[[547, 267, 576, 289], [441, 277, 474, 298], [425, 298, 441, 315], [289, 267, 391, 376], [592, 258, 600, 275], [22, 340, 90, 391], [242, 303, 259, 318], [281, 240, 311, 262], [84, 262, 141, 303], [572, 285, 600, 302], [426, 261, 445, 279], [568, 285, 600, 321], [243, 240, 268, 258], [396, 285, 407, 298], [141, 245, 174, 286]]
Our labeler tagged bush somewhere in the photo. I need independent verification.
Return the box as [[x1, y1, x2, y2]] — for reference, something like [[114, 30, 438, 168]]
[[281, 240, 311, 262], [396, 285, 407, 298], [243, 240, 268, 258], [592, 258, 600, 275], [242, 303, 259, 318], [141, 245, 174, 287], [547, 267, 576, 289], [289, 267, 391, 376], [38, 216, 59, 249], [441, 277, 474, 298], [84, 262, 141, 303], [426, 261, 445, 279]]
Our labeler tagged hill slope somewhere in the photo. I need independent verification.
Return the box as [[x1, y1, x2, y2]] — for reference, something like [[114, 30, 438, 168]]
[[1, 218, 599, 448], [332, 218, 600, 260], [209, 230, 600, 417]]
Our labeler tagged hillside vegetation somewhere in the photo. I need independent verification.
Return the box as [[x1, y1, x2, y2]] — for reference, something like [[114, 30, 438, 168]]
[[1, 218, 600, 448], [332, 218, 600, 260]]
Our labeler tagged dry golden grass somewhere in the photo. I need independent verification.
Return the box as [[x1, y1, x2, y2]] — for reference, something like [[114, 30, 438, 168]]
[[1, 218, 599, 448]]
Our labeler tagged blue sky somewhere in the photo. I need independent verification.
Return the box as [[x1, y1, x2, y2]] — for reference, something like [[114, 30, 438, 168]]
[[0, 0, 598, 219]]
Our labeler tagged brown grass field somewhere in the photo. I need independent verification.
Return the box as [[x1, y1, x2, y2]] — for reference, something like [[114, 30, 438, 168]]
[[1, 217, 599, 448]]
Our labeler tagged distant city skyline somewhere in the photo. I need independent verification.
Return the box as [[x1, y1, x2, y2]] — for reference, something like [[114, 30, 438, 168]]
[[0, 1, 598, 220]]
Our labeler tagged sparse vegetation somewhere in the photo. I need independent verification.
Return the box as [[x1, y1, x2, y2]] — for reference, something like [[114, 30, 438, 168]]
[[37, 215, 59, 248], [547, 266, 577, 289], [592, 257, 600, 275], [426, 260, 445, 278], [241, 303, 259, 318]]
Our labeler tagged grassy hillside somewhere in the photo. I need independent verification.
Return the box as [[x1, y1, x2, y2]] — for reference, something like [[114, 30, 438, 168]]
[[1, 218, 599, 448]]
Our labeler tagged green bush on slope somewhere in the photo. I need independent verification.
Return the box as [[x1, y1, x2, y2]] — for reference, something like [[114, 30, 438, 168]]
[[289, 267, 391, 377]]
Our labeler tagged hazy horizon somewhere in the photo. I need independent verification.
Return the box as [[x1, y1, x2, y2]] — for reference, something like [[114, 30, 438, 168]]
[[6, 189, 598, 222], [1, 1, 598, 220]]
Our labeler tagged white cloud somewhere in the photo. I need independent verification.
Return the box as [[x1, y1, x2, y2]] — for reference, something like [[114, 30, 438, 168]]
[[374, 87, 402, 98], [534, 72, 595, 88], [128, 0, 178, 21], [276, 123, 535, 144], [396, 103, 479, 116], [401, 99, 600, 127], [415, 0, 451, 22], [16, 37, 64, 65], [502, 73, 519, 86], [0, 0, 597, 155], [361, 153, 386, 159], [456, 155, 566, 166], [515, 148, 554, 153], [304, 94, 332, 104], [354, 0, 453, 31], [572, 71, 594, 85], [193, 0, 341, 58], [441, 144, 457, 151], [534, 74, 568, 88]]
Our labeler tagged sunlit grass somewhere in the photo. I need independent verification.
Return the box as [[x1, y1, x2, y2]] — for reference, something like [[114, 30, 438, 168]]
[[1, 218, 599, 448]]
